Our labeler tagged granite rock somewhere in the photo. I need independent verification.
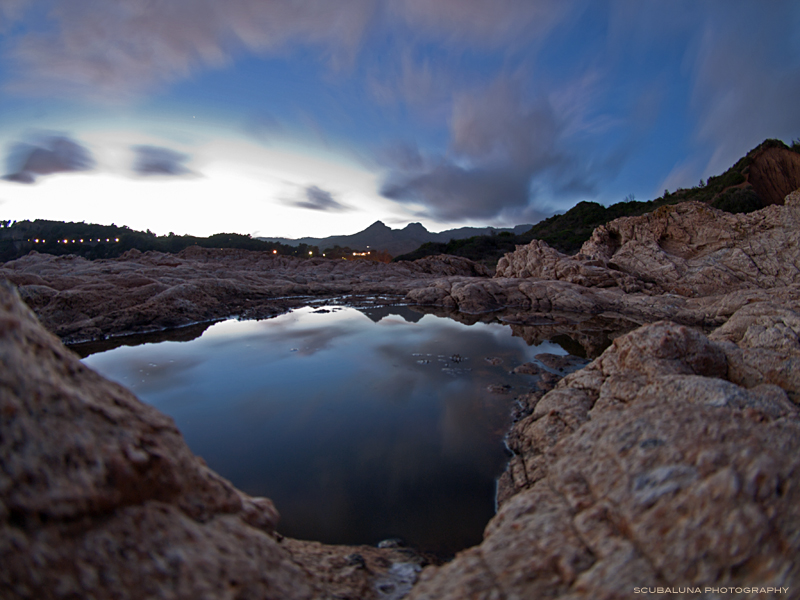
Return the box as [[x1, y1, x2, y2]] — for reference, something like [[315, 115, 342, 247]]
[[497, 192, 800, 298]]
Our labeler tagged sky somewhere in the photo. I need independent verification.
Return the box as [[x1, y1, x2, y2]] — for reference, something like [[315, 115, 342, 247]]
[[0, 0, 798, 239]]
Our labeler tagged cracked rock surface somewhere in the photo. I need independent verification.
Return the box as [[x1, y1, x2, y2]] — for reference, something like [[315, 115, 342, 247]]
[[498, 192, 800, 298]]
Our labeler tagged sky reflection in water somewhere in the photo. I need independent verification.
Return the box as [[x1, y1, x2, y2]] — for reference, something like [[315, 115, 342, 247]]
[[82, 305, 567, 556]]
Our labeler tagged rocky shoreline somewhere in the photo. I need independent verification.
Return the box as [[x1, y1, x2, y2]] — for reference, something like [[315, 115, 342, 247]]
[[2, 193, 800, 598], [0, 246, 490, 344]]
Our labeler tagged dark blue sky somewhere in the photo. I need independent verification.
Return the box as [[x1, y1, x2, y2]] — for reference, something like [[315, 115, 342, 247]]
[[1, 0, 798, 237]]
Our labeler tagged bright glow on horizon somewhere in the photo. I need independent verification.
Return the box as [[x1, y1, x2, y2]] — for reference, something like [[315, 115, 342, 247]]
[[0, 129, 427, 238]]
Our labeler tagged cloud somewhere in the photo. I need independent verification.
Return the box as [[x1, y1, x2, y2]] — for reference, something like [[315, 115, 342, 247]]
[[602, 1, 800, 178], [381, 161, 531, 222], [450, 78, 562, 170], [367, 51, 459, 117], [289, 185, 351, 212], [389, 0, 576, 48], [132, 145, 192, 176], [4, 0, 376, 99], [3, 134, 95, 183], [379, 75, 609, 222], [2, 0, 581, 102]]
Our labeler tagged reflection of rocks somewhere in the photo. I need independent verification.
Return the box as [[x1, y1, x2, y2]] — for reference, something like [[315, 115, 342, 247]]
[[360, 304, 425, 323], [487, 383, 512, 394], [0, 249, 488, 343], [0, 281, 433, 600], [412, 314, 800, 599], [68, 320, 215, 358], [407, 273, 800, 331], [409, 306, 642, 359], [505, 312, 641, 359]]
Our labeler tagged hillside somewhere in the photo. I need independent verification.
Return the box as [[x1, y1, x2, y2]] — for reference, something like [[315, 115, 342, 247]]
[[0, 220, 313, 263], [395, 138, 800, 263]]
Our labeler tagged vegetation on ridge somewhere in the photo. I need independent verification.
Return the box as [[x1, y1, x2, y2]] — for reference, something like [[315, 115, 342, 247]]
[[0, 220, 320, 263]]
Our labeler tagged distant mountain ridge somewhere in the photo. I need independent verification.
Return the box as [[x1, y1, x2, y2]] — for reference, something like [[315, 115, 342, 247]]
[[258, 222, 533, 257]]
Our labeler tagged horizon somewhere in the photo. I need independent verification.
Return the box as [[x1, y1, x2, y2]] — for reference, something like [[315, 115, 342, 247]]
[[2, 214, 534, 241], [1, 1, 799, 239]]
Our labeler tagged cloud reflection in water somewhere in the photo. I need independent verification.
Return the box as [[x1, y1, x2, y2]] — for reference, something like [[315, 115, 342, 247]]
[[83, 305, 568, 556]]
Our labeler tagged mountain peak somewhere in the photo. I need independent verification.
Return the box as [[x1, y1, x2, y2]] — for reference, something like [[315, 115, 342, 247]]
[[364, 220, 390, 231], [402, 222, 428, 234]]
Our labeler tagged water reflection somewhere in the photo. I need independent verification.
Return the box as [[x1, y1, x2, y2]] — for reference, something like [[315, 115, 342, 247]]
[[82, 305, 571, 557]]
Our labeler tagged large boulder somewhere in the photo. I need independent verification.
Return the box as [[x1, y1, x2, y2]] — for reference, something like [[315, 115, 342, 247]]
[[495, 239, 645, 292], [747, 145, 800, 206]]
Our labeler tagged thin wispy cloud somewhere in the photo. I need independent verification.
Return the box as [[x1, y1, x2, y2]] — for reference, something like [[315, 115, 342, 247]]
[[132, 145, 192, 177], [288, 185, 351, 212], [3, 0, 376, 100]]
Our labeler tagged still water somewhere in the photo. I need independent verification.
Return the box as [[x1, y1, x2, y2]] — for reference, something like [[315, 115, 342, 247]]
[[82, 304, 569, 556]]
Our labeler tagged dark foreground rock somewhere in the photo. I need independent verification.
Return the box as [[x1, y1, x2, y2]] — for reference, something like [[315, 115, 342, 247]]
[[0, 281, 428, 600]]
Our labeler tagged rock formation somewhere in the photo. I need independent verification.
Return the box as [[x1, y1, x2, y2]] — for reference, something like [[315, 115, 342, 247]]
[[747, 144, 800, 206], [407, 191, 800, 325], [497, 192, 800, 297], [0, 281, 429, 600], [5, 274, 799, 598]]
